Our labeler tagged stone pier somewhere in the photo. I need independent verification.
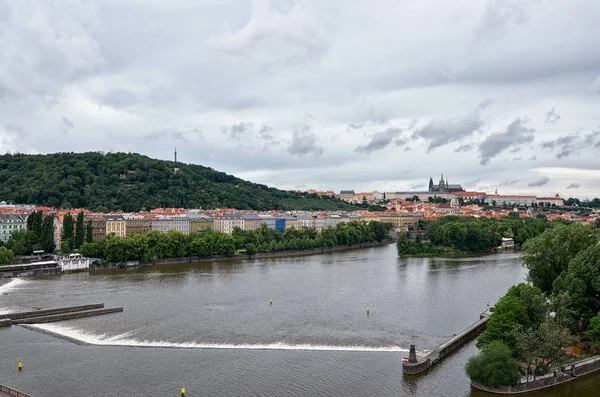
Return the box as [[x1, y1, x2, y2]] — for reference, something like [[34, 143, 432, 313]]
[[402, 309, 492, 375]]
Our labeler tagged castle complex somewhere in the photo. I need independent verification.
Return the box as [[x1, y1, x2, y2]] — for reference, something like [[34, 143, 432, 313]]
[[428, 174, 464, 194]]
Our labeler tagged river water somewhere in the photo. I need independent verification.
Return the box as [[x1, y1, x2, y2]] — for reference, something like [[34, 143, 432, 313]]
[[0, 244, 598, 396]]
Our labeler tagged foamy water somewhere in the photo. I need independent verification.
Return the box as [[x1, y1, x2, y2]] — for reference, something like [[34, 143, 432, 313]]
[[0, 278, 26, 294], [25, 323, 408, 353]]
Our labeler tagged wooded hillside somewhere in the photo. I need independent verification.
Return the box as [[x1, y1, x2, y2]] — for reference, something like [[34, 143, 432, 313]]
[[0, 152, 357, 212]]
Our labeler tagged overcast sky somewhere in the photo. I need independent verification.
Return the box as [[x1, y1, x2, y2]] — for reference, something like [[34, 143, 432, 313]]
[[1, 0, 600, 198]]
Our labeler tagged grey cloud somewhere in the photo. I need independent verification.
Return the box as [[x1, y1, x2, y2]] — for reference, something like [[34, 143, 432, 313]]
[[403, 147, 411, 152], [394, 138, 408, 147], [474, 0, 531, 42], [527, 176, 551, 187], [412, 104, 487, 151], [62, 117, 74, 129], [410, 184, 425, 190], [287, 124, 323, 157], [346, 123, 364, 130], [222, 122, 255, 140], [259, 124, 274, 140], [566, 183, 580, 189], [97, 89, 139, 109], [355, 127, 403, 154], [512, 157, 522, 161], [455, 144, 474, 152], [207, 0, 326, 59], [143, 128, 202, 142], [509, 147, 521, 153], [499, 179, 519, 187], [545, 107, 560, 123], [556, 149, 572, 159], [541, 135, 578, 149], [478, 118, 535, 165], [528, 155, 537, 161]]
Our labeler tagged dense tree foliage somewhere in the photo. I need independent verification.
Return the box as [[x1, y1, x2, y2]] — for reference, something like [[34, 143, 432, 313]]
[[6, 211, 55, 254], [552, 244, 600, 332], [80, 221, 391, 263], [397, 214, 553, 256], [0, 152, 362, 212], [465, 341, 521, 388], [563, 197, 600, 208], [0, 246, 14, 264], [467, 225, 600, 387], [522, 223, 598, 293]]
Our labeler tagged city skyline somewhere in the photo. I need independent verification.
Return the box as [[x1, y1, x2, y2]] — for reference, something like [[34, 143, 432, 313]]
[[1, 1, 599, 198]]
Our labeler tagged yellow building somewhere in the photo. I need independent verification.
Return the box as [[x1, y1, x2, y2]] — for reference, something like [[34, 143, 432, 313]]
[[380, 213, 423, 231], [189, 215, 214, 233], [105, 215, 127, 237]]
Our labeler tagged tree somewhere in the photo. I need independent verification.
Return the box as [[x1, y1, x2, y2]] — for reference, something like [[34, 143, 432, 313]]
[[465, 341, 521, 388], [40, 214, 56, 253], [478, 295, 531, 348], [584, 313, 600, 349], [245, 243, 257, 258], [60, 240, 71, 254], [522, 223, 598, 293], [74, 211, 85, 249], [552, 244, 600, 331], [85, 221, 94, 243], [62, 213, 75, 249], [506, 283, 548, 327], [0, 246, 14, 264]]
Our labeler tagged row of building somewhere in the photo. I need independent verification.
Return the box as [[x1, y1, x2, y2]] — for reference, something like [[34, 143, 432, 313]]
[[331, 174, 564, 207], [0, 206, 424, 250]]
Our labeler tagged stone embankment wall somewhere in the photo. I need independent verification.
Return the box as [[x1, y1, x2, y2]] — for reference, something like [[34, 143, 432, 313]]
[[0, 384, 32, 397], [0, 304, 104, 321], [403, 310, 491, 375], [472, 355, 600, 394]]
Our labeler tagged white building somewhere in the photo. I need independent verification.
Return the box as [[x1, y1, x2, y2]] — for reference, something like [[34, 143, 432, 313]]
[[0, 213, 26, 243], [258, 214, 277, 229], [214, 214, 244, 234], [151, 215, 190, 234]]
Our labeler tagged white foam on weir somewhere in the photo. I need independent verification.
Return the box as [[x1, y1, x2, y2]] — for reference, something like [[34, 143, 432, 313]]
[[0, 278, 27, 294], [25, 323, 408, 353]]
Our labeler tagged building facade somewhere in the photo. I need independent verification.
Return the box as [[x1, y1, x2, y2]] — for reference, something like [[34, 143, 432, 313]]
[[123, 214, 151, 236], [214, 214, 244, 234], [105, 215, 127, 237], [151, 215, 190, 234], [0, 214, 26, 243]]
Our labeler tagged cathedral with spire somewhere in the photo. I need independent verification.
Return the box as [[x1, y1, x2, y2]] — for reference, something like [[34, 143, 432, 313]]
[[428, 174, 464, 194]]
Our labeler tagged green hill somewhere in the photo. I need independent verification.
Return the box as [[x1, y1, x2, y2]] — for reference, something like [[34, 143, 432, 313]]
[[0, 152, 359, 212]]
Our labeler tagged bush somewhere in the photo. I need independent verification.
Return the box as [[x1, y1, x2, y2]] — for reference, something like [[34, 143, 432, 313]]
[[466, 341, 521, 388]]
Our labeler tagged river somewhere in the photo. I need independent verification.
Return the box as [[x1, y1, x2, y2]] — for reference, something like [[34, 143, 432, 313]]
[[0, 244, 598, 396]]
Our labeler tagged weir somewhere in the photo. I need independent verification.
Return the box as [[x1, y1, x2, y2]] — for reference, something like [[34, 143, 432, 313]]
[[0, 304, 123, 327], [403, 309, 492, 375]]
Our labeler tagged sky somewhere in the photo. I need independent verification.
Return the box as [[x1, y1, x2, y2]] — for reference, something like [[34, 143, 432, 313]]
[[1, 0, 600, 199]]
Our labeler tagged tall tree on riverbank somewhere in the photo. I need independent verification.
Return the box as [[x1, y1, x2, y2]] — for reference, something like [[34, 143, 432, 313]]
[[62, 213, 74, 251], [40, 214, 55, 253], [522, 223, 598, 293], [74, 211, 85, 249], [85, 221, 94, 244]]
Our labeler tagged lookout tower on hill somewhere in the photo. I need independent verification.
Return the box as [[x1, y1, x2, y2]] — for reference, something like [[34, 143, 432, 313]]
[[174, 147, 177, 163]]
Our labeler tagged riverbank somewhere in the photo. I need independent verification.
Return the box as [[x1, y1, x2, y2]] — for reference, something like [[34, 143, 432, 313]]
[[472, 355, 600, 394], [92, 240, 394, 270], [399, 247, 519, 259]]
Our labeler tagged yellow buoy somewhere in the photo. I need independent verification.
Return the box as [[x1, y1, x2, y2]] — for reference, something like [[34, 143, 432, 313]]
[[18, 362, 22, 371], [366, 307, 370, 315], [269, 299, 273, 305], [181, 387, 186, 396], [84, 280, 87, 284]]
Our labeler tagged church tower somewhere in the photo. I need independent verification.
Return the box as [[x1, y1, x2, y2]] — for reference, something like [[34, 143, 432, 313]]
[[428, 177, 434, 192], [439, 174, 446, 193]]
